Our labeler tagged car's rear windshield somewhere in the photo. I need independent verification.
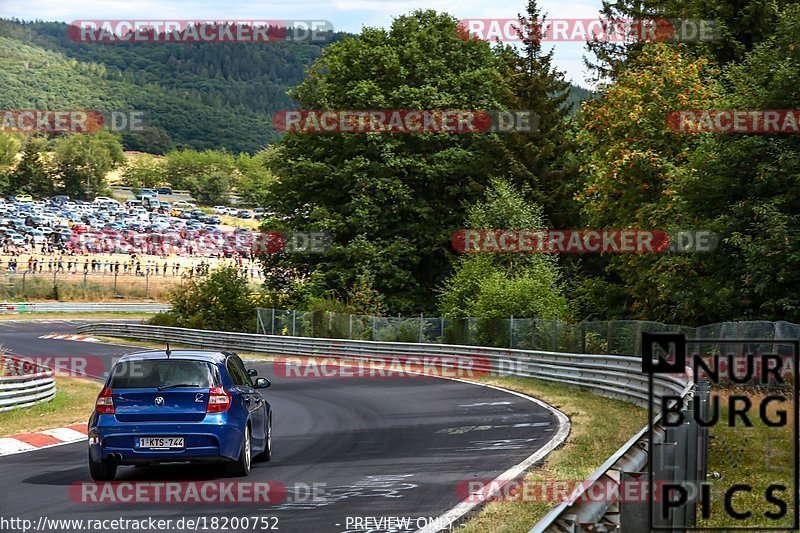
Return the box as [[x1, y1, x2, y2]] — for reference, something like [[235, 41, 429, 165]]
[[108, 360, 216, 389]]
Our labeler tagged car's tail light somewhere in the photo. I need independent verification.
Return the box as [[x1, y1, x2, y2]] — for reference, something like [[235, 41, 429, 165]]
[[96, 387, 114, 414], [206, 386, 231, 413]]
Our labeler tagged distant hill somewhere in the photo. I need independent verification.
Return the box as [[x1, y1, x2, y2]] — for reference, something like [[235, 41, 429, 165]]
[[0, 19, 594, 153], [564, 84, 596, 113], [0, 19, 344, 153]]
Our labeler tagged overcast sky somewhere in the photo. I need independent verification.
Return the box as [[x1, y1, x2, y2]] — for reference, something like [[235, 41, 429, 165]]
[[0, 0, 603, 86]]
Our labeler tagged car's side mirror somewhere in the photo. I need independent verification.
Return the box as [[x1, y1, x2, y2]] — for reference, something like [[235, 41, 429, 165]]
[[254, 377, 271, 389], [247, 368, 258, 377]]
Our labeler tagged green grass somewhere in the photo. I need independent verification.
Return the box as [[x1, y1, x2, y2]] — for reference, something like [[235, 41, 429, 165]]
[[0, 377, 100, 436]]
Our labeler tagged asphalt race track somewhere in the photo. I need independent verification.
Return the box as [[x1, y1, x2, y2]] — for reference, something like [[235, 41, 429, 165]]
[[0, 320, 565, 533]]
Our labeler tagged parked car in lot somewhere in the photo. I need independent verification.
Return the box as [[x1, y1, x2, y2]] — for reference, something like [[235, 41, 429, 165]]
[[173, 200, 196, 209], [88, 350, 272, 481], [237, 210, 252, 219], [49, 195, 70, 205], [156, 187, 173, 196], [213, 206, 229, 215]]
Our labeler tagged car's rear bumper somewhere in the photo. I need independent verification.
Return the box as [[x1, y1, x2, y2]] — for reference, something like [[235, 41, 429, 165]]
[[89, 418, 243, 464]]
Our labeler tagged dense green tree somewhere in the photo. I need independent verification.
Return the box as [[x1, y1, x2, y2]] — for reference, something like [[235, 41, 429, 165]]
[[8, 137, 53, 197], [263, 10, 528, 313], [120, 155, 165, 189], [672, 5, 800, 322], [585, 0, 792, 81], [236, 149, 277, 206], [493, 0, 574, 225], [189, 171, 230, 206], [53, 131, 124, 198], [162, 148, 235, 191], [154, 265, 256, 332], [439, 178, 568, 319], [0, 132, 22, 191], [573, 44, 720, 321]]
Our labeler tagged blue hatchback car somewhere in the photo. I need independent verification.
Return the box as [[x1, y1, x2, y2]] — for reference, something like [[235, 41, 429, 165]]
[[88, 350, 272, 481]]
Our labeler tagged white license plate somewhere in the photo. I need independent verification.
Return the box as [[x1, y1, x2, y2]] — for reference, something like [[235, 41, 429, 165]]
[[137, 437, 184, 449]]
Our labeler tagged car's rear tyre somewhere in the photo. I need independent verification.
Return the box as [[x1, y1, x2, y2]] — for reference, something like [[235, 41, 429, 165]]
[[254, 414, 271, 463], [229, 425, 251, 477], [89, 452, 117, 481]]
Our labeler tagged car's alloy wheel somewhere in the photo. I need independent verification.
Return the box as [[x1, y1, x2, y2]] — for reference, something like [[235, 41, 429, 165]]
[[230, 425, 251, 476], [244, 426, 251, 471]]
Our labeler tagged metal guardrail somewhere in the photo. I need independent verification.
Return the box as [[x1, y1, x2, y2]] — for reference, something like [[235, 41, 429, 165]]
[[0, 302, 170, 313], [75, 323, 699, 530], [0, 354, 56, 412], [532, 383, 707, 532], [75, 323, 689, 408]]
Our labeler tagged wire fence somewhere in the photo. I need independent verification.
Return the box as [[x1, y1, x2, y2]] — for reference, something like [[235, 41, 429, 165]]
[[256, 308, 800, 355]]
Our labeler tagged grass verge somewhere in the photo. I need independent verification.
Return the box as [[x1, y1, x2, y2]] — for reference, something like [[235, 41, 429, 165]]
[[0, 376, 101, 437]]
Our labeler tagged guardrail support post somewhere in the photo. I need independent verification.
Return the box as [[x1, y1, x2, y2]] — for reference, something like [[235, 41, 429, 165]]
[[684, 396, 700, 527], [509, 316, 514, 348], [619, 471, 650, 533], [256, 309, 265, 335], [581, 323, 587, 354], [419, 313, 423, 343], [292, 310, 297, 337], [652, 433, 678, 529], [553, 319, 558, 352]]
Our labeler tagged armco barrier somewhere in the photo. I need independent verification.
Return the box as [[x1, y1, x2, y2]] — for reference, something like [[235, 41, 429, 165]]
[[0, 354, 56, 413], [75, 323, 689, 407], [532, 382, 709, 532], [0, 302, 170, 313], [75, 323, 697, 530]]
